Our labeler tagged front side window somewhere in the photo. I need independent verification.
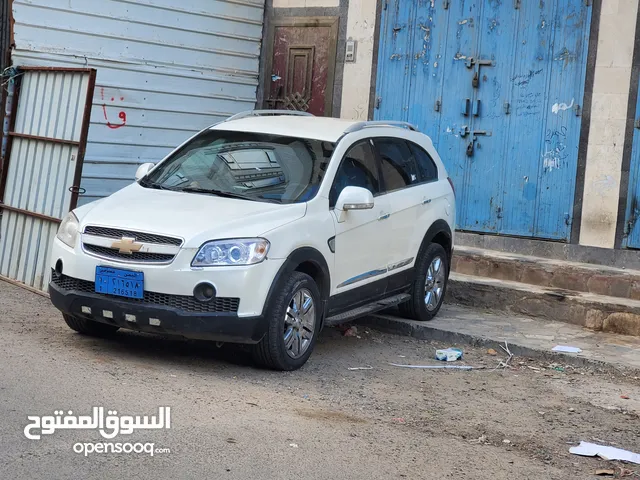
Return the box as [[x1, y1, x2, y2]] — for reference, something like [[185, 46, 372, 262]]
[[375, 138, 420, 192], [329, 140, 381, 207], [142, 130, 334, 204]]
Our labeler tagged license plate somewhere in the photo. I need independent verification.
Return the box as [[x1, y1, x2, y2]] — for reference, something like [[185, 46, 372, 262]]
[[95, 266, 144, 299]]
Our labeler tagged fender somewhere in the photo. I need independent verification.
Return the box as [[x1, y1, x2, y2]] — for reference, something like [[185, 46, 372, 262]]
[[261, 246, 331, 317], [420, 219, 453, 263]]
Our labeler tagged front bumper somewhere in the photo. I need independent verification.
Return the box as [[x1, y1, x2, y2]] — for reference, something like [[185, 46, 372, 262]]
[[50, 237, 284, 317], [49, 274, 268, 344]]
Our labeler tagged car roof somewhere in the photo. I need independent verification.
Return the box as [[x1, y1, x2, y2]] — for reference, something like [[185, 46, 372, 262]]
[[210, 115, 363, 143]]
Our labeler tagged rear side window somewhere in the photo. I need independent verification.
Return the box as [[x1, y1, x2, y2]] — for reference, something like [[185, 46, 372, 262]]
[[409, 143, 438, 182], [375, 138, 420, 192], [329, 140, 381, 208]]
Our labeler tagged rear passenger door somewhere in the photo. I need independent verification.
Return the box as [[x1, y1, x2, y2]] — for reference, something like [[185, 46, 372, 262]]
[[373, 138, 440, 286]]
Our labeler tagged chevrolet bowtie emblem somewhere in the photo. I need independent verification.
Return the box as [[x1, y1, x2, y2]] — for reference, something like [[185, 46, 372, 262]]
[[111, 236, 143, 254]]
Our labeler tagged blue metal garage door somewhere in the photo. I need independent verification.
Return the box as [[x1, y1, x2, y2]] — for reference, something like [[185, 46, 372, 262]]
[[375, 0, 592, 240], [624, 78, 640, 249]]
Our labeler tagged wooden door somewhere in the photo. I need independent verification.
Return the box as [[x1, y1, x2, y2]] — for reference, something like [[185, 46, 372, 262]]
[[264, 17, 339, 116]]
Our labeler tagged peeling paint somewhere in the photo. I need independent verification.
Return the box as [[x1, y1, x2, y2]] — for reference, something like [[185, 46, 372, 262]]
[[552, 98, 574, 114]]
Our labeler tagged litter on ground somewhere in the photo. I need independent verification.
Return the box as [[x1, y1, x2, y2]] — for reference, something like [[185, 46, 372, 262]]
[[552, 345, 582, 353], [570, 441, 640, 465], [435, 348, 463, 362]]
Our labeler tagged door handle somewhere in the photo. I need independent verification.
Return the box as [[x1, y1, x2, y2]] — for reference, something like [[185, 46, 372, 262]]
[[378, 213, 390, 221], [422, 199, 432, 205]]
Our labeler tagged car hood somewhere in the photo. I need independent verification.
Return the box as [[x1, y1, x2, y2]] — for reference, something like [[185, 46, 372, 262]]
[[77, 183, 306, 247]]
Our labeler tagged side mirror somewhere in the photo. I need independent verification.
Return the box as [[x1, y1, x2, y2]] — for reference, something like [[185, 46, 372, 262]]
[[335, 186, 374, 223], [135, 162, 155, 181]]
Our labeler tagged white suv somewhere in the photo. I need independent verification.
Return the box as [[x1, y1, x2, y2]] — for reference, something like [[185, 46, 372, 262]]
[[49, 111, 456, 370]]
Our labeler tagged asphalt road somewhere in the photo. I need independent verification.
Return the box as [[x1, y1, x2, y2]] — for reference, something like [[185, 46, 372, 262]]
[[1, 280, 639, 479]]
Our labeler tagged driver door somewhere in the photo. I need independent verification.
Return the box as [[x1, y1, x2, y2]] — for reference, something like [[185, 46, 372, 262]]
[[330, 139, 391, 305]]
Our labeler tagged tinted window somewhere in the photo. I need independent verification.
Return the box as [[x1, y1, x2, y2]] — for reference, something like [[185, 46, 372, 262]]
[[143, 130, 334, 204], [329, 140, 380, 207], [376, 138, 419, 192], [410, 143, 438, 182]]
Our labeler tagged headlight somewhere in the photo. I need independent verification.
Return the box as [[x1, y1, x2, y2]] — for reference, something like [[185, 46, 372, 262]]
[[192, 238, 270, 267], [56, 212, 79, 248]]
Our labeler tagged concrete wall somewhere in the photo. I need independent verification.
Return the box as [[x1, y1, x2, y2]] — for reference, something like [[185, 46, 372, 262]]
[[580, 0, 640, 248], [339, 0, 377, 121]]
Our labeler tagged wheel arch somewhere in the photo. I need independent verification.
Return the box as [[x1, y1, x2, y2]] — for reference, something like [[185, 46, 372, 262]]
[[419, 220, 453, 267], [263, 247, 331, 316]]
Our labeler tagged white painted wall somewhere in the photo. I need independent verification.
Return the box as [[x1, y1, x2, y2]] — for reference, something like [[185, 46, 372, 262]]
[[580, 0, 639, 248], [11, 0, 265, 206], [339, 0, 376, 121]]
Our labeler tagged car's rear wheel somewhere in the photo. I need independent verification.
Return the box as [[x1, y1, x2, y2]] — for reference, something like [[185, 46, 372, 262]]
[[62, 314, 120, 336], [252, 271, 321, 371], [398, 243, 448, 321]]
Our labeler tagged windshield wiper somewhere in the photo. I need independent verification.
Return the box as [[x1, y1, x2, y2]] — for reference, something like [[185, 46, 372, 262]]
[[139, 179, 178, 191], [179, 187, 277, 203]]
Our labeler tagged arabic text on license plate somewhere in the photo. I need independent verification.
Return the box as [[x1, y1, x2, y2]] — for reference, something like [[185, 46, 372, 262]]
[[95, 266, 144, 299]]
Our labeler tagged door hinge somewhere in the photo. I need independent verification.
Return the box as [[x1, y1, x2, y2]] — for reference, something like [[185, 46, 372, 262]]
[[443, 0, 450, 9], [584, 0, 592, 6], [375, 96, 382, 109], [435, 99, 441, 112], [574, 104, 582, 117], [634, 118, 640, 129], [564, 213, 572, 226], [503, 101, 511, 115], [384, 0, 388, 10], [514, 0, 521, 9]]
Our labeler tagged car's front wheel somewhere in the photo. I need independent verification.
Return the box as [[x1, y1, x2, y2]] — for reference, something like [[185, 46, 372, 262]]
[[398, 243, 449, 321], [62, 314, 120, 336], [252, 271, 321, 371]]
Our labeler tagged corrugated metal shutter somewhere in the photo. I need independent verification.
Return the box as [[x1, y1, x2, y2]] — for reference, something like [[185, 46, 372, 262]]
[[0, 69, 95, 290], [11, 0, 265, 205]]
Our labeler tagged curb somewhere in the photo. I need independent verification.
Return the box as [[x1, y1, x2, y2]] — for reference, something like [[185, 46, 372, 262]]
[[359, 314, 637, 375]]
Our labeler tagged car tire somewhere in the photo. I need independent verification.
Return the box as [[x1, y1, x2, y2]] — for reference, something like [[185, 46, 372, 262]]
[[398, 243, 449, 322], [62, 314, 120, 336], [252, 271, 322, 371]]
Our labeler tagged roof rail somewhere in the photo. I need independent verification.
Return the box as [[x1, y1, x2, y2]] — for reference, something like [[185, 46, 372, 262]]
[[225, 110, 314, 122], [343, 120, 419, 134]]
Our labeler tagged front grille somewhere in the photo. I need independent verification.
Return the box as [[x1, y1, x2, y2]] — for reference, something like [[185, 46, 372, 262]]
[[84, 226, 182, 246], [51, 272, 240, 314], [83, 244, 175, 263]]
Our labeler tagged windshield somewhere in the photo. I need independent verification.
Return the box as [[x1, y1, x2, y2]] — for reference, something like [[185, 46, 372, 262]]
[[141, 130, 335, 204]]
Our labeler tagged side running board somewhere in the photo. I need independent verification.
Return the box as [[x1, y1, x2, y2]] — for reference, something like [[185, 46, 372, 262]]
[[324, 293, 411, 326]]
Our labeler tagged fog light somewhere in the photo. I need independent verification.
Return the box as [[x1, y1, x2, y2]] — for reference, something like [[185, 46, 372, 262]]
[[103, 310, 113, 319], [194, 282, 216, 302], [81, 306, 91, 314], [125, 314, 136, 323], [149, 318, 161, 326]]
